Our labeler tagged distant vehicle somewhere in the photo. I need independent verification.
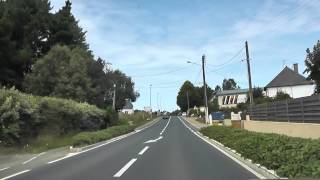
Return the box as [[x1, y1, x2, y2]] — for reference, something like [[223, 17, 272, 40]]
[[182, 112, 187, 116], [162, 115, 169, 120]]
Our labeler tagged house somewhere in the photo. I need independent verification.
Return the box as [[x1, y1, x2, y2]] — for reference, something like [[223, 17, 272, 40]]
[[216, 89, 248, 108], [265, 64, 315, 98], [144, 106, 152, 114], [121, 99, 134, 115]]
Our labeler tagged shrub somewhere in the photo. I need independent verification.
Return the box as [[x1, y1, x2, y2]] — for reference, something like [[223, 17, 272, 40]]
[[71, 125, 134, 147], [200, 126, 320, 178], [0, 88, 116, 146]]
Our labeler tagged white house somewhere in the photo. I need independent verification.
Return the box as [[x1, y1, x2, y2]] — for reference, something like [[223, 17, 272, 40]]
[[216, 89, 248, 108], [121, 99, 134, 115], [265, 64, 315, 98]]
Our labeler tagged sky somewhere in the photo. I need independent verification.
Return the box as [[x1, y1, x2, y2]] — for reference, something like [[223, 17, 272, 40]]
[[51, 0, 320, 111]]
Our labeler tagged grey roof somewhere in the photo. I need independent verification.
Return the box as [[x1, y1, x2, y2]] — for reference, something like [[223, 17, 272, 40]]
[[122, 99, 133, 109], [216, 89, 248, 96], [265, 67, 314, 88]]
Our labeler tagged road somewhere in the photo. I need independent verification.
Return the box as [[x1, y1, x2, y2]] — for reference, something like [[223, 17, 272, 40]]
[[2, 116, 259, 180]]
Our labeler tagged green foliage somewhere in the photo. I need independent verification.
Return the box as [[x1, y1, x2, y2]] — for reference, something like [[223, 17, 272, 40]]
[[0, 88, 116, 146], [275, 91, 291, 101], [200, 126, 320, 178], [208, 98, 219, 113], [24, 45, 92, 102], [304, 40, 320, 94], [222, 78, 239, 90], [253, 87, 263, 99], [177, 81, 214, 112], [71, 125, 134, 147]]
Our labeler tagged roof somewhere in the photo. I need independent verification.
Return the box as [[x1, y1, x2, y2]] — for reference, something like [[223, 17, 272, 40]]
[[216, 89, 248, 96], [122, 99, 133, 109], [265, 67, 314, 88]]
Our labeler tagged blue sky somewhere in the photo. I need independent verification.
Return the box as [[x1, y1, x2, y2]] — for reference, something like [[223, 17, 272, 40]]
[[51, 0, 320, 111]]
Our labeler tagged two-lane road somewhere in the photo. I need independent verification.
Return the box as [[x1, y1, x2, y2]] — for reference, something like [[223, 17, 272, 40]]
[[6, 116, 259, 180]]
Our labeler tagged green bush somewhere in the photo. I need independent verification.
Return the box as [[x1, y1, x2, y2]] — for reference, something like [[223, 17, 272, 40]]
[[0, 88, 116, 146], [71, 125, 134, 147], [200, 126, 320, 178]]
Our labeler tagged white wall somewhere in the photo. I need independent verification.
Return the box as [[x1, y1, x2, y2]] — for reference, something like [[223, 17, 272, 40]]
[[266, 84, 315, 98], [121, 109, 134, 115], [217, 94, 247, 108]]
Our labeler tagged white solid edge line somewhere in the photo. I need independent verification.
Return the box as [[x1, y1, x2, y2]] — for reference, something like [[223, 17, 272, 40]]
[[22, 152, 46, 165], [47, 119, 160, 164], [113, 159, 137, 178], [0, 167, 9, 171], [160, 117, 171, 135], [138, 146, 149, 155], [178, 117, 266, 180], [0, 170, 30, 180]]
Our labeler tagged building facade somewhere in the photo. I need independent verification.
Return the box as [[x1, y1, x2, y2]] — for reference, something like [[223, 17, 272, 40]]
[[265, 64, 315, 98], [216, 89, 248, 108]]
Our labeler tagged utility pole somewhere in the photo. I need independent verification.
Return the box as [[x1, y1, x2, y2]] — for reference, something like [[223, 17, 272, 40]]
[[245, 41, 254, 105], [112, 83, 116, 110], [149, 84, 152, 118], [186, 91, 190, 116], [202, 55, 210, 124]]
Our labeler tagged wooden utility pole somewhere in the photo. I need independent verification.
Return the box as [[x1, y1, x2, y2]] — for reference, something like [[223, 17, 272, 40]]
[[245, 41, 254, 104], [202, 55, 210, 124], [186, 91, 190, 116], [112, 84, 116, 110]]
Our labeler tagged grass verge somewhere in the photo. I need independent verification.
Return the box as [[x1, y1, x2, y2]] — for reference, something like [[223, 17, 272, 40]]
[[200, 125, 320, 178]]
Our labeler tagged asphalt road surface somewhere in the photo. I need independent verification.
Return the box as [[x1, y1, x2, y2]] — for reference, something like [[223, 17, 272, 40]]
[[4, 116, 259, 180]]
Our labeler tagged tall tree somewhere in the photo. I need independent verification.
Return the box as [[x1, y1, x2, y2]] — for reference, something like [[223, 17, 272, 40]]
[[48, 0, 88, 51], [24, 45, 92, 102], [176, 81, 199, 111], [0, 0, 52, 89], [222, 78, 239, 90], [304, 40, 320, 94]]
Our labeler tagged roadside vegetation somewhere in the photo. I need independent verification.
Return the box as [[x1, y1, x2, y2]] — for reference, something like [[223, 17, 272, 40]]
[[200, 126, 320, 178], [0, 88, 151, 154]]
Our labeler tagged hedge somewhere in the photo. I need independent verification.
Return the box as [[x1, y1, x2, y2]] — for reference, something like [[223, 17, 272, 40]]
[[200, 126, 320, 178], [0, 88, 116, 146], [71, 125, 134, 147]]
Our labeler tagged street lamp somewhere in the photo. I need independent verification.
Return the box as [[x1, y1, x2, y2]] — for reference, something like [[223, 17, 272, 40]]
[[187, 55, 211, 125]]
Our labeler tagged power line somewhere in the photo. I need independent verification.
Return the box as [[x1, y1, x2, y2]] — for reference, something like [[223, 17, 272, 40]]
[[207, 47, 245, 69], [131, 66, 190, 78]]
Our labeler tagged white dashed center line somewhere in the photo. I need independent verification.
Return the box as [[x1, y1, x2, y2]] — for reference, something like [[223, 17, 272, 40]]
[[113, 159, 137, 178], [138, 146, 149, 155]]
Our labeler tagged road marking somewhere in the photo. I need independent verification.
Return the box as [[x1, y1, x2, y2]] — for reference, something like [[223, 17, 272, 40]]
[[178, 117, 266, 180], [47, 118, 161, 164], [0, 170, 30, 180], [138, 146, 149, 155], [22, 152, 46, 165], [47, 152, 78, 164], [113, 159, 137, 178], [0, 167, 9, 171], [144, 136, 163, 143], [160, 116, 171, 135]]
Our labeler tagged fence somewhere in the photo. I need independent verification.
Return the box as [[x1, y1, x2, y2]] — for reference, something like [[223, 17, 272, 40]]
[[249, 95, 320, 123]]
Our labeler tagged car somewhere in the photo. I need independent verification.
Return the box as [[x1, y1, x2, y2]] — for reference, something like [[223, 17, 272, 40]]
[[162, 115, 169, 120]]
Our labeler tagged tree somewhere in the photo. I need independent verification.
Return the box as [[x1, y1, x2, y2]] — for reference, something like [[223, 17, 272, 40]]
[[176, 81, 199, 112], [253, 87, 263, 99], [48, 0, 88, 51], [0, 0, 52, 89], [304, 40, 320, 94], [222, 78, 239, 90], [106, 70, 139, 110], [195, 84, 214, 105], [24, 45, 92, 102], [275, 91, 291, 101]]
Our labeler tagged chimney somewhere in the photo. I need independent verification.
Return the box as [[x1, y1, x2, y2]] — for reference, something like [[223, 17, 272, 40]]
[[293, 63, 298, 73]]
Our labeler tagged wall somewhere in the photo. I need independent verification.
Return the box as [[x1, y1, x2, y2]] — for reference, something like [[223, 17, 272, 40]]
[[266, 84, 315, 98], [217, 94, 247, 108], [243, 120, 320, 139]]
